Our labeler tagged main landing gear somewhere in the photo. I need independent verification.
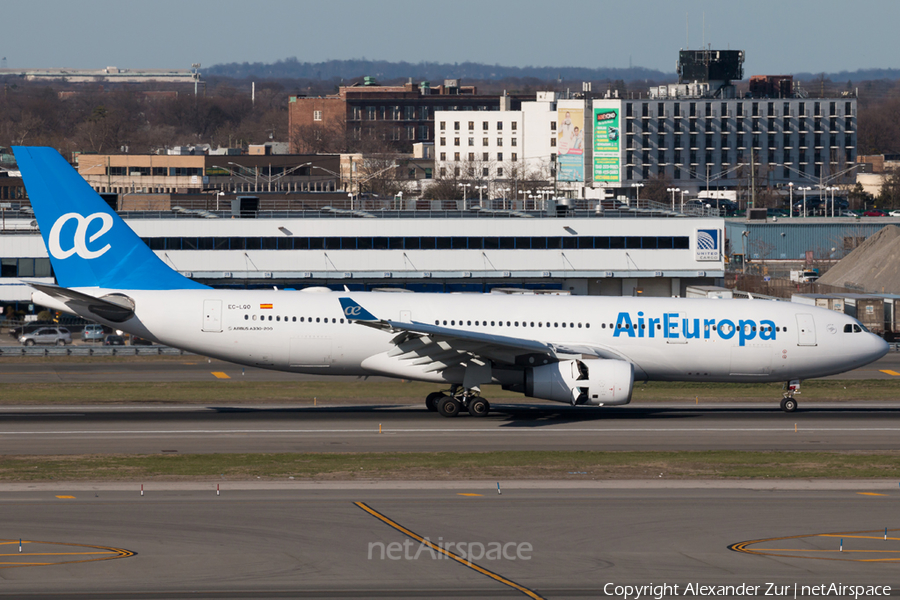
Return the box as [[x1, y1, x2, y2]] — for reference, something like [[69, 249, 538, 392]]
[[425, 386, 490, 418], [780, 380, 800, 413]]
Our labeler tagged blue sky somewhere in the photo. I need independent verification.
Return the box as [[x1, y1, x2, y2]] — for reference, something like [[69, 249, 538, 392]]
[[4, 0, 898, 76]]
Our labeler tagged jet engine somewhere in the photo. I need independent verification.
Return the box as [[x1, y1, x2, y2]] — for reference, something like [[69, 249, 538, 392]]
[[524, 359, 634, 406]]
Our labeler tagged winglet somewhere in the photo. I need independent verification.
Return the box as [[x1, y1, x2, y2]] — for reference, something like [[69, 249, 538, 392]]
[[339, 297, 378, 321]]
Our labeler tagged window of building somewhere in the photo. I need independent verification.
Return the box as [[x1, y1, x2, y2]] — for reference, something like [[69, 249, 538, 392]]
[[404, 106, 415, 120], [511, 153, 517, 162], [511, 138, 517, 146], [497, 152, 503, 161], [497, 121, 503, 130], [497, 167, 503, 176], [468, 121, 475, 130], [454, 121, 460, 130], [511, 122, 517, 131], [407, 126, 416, 140], [313, 110, 322, 121], [440, 167, 447, 177], [440, 152, 446, 161], [454, 137, 460, 146], [497, 138, 503, 146], [468, 153, 475, 161], [482, 152, 489, 161], [483, 121, 489, 131], [551, 121, 557, 131], [454, 152, 460, 161], [440, 121, 446, 131], [482, 167, 489, 176], [482, 137, 489, 146], [468, 137, 474, 146], [550, 137, 556, 147]]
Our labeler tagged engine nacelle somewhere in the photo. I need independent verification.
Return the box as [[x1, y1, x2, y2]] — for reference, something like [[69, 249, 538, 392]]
[[524, 359, 634, 406]]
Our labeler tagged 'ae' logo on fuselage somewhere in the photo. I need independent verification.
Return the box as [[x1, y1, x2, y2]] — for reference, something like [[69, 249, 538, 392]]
[[48, 212, 114, 260]]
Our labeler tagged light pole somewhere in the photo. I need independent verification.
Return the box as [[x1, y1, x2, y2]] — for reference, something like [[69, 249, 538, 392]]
[[631, 182, 644, 208], [457, 183, 470, 203], [788, 182, 793, 218], [216, 191, 225, 211], [475, 185, 487, 206], [502, 187, 511, 210], [799, 186, 811, 217], [827, 186, 839, 217], [667, 187, 680, 211], [679, 189, 686, 213]]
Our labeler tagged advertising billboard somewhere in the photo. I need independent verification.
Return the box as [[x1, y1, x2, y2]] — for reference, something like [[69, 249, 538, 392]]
[[592, 107, 620, 182], [557, 108, 584, 182]]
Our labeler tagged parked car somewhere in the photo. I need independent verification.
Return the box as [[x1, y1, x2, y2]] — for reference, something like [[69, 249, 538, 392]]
[[8, 320, 56, 339], [19, 327, 72, 346], [103, 334, 126, 346], [840, 210, 860, 217], [130, 335, 154, 346], [889, 210, 900, 217], [82, 324, 106, 342], [864, 209, 888, 217]]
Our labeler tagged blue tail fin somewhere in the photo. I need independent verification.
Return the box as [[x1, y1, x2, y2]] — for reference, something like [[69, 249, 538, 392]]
[[13, 147, 207, 290], [339, 297, 379, 322]]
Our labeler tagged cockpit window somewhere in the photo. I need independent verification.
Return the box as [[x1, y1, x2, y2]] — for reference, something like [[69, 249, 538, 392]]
[[844, 324, 853, 333], [854, 324, 864, 333]]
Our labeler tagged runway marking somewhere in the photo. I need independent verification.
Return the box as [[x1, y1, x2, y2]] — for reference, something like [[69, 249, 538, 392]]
[[730, 529, 900, 562], [857, 492, 888, 496], [0, 539, 135, 569], [458, 493, 483, 497], [879, 370, 900, 376], [55, 495, 75, 499], [211, 372, 230, 379], [355, 501, 546, 600]]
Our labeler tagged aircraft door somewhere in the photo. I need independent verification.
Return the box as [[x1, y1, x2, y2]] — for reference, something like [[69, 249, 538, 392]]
[[202, 300, 223, 333], [796, 313, 817, 346]]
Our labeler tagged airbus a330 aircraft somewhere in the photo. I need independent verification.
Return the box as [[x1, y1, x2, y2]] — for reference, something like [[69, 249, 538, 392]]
[[12, 147, 889, 417]]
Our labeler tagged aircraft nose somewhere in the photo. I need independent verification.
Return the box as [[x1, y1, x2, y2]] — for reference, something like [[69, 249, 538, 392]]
[[866, 334, 890, 362]]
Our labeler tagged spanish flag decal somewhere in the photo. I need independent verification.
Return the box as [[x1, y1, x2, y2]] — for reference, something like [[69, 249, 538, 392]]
[[260, 303, 273, 310]]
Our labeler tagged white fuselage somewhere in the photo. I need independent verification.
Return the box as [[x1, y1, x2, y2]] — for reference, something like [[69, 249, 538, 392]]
[[39, 288, 889, 391]]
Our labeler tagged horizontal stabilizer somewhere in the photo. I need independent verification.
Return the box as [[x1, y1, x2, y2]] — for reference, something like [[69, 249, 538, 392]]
[[28, 282, 135, 323]]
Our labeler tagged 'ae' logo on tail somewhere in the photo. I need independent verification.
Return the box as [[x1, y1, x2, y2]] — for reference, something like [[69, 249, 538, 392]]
[[48, 212, 114, 260]]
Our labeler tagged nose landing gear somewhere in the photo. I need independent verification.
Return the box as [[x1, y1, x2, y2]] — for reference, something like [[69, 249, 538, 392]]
[[780, 380, 800, 413]]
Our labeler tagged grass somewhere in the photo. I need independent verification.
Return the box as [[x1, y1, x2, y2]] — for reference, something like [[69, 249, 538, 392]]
[[3, 450, 900, 481], [2, 379, 899, 405]]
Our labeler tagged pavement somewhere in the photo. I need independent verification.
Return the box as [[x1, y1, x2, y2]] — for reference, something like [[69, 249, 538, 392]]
[[0, 486, 898, 598]]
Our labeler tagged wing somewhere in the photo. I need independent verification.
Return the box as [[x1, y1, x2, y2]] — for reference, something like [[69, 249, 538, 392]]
[[339, 297, 627, 376]]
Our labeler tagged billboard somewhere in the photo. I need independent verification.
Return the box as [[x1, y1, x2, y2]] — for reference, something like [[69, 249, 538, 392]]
[[557, 108, 584, 182], [592, 107, 620, 182]]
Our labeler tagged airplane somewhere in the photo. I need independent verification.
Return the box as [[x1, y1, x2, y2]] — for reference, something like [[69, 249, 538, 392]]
[[11, 146, 890, 417]]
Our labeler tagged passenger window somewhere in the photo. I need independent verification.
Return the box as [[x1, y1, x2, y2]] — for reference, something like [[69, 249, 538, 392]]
[[244, 315, 248, 320], [316, 318, 320, 323], [467, 321, 471, 326], [292, 317, 297, 322]]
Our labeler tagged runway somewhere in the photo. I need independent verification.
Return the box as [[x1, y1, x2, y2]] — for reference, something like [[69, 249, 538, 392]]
[[3, 402, 900, 454], [0, 351, 899, 382], [0, 485, 897, 599]]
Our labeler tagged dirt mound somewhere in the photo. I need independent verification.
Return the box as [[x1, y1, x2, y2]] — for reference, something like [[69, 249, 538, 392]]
[[818, 225, 900, 292]]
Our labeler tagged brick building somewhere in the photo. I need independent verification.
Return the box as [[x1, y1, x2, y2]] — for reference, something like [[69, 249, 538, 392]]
[[288, 78, 532, 153]]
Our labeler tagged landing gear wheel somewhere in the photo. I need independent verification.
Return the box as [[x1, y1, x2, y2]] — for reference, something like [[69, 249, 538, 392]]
[[437, 396, 462, 418], [780, 397, 798, 413], [425, 392, 445, 412], [467, 397, 490, 417]]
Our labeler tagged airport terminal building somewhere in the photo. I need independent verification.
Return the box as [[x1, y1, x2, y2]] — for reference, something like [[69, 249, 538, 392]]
[[0, 210, 725, 305]]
